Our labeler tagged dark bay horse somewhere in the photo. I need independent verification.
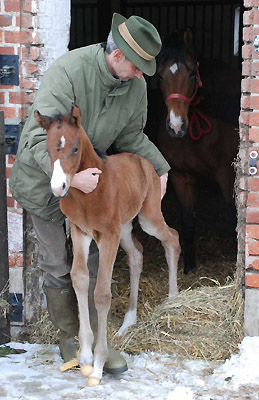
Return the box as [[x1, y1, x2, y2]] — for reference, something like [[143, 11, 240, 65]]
[[157, 29, 240, 274], [34, 105, 180, 386]]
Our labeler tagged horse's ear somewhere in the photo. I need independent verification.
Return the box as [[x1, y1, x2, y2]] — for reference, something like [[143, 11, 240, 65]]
[[183, 28, 193, 47], [34, 110, 53, 130], [69, 104, 82, 127]]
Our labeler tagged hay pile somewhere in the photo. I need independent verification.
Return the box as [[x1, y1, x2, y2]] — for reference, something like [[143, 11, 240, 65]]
[[109, 278, 243, 361]]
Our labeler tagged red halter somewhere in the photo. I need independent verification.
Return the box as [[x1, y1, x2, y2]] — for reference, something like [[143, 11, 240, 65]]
[[165, 63, 202, 105], [165, 63, 212, 141]]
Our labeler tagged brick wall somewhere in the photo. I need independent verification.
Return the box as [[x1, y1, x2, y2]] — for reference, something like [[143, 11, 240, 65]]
[[0, 0, 42, 278], [240, 0, 259, 335], [0, 0, 70, 327]]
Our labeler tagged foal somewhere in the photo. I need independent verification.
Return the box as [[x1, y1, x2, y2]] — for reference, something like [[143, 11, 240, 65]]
[[35, 104, 180, 386]]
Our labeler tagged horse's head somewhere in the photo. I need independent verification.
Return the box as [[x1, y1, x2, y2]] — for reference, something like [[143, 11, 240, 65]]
[[34, 104, 82, 197], [157, 28, 201, 138]]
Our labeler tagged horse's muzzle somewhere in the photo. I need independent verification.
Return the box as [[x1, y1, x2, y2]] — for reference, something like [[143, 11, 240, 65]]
[[166, 120, 187, 138]]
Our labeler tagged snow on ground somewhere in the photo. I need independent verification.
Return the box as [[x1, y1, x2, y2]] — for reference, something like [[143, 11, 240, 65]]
[[0, 337, 259, 400]]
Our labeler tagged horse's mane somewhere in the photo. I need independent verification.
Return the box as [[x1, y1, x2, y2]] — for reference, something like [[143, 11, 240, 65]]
[[157, 30, 199, 68]]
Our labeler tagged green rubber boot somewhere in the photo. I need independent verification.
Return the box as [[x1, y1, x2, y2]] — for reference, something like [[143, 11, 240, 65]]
[[88, 277, 128, 375], [43, 285, 79, 370]]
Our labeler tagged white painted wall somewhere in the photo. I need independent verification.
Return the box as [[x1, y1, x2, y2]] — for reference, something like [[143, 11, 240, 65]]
[[37, 0, 71, 76]]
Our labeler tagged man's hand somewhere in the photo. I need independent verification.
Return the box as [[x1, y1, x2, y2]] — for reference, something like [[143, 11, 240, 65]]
[[71, 168, 102, 193], [160, 172, 168, 200]]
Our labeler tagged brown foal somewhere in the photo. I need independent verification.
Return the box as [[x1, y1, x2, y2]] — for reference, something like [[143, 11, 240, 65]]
[[35, 104, 180, 386]]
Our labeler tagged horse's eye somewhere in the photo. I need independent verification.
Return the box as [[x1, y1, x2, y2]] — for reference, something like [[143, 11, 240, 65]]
[[72, 147, 78, 155], [190, 70, 196, 79]]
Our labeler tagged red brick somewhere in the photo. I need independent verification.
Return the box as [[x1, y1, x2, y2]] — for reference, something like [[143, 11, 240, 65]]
[[0, 46, 15, 55], [0, 106, 16, 119], [22, 60, 38, 74], [242, 78, 251, 93], [21, 0, 33, 13], [0, 92, 5, 105], [250, 96, 259, 109], [247, 241, 259, 256], [249, 112, 259, 126], [7, 196, 15, 207], [243, 27, 252, 43], [20, 78, 35, 90], [8, 254, 16, 267], [242, 60, 251, 76], [247, 193, 259, 207], [18, 14, 34, 29], [242, 43, 252, 59], [244, 0, 257, 7], [250, 78, 259, 93], [8, 154, 16, 164], [254, 10, 259, 25], [246, 273, 259, 288], [248, 178, 259, 191], [239, 111, 250, 125], [243, 10, 253, 26], [4, 0, 20, 12], [9, 91, 21, 104], [6, 167, 12, 179], [5, 31, 28, 44], [246, 225, 259, 240], [249, 128, 259, 142], [241, 95, 250, 109], [16, 255, 23, 267], [251, 259, 259, 270], [246, 208, 259, 224], [252, 62, 259, 76], [0, 15, 12, 27], [29, 46, 41, 60]]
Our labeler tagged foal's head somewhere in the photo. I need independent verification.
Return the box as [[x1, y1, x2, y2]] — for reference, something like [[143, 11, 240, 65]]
[[157, 29, 201, 138], [35, 104, 82, 197]]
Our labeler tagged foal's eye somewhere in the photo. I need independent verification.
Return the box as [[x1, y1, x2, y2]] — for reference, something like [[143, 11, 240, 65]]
[[72, 147, 78, 155]]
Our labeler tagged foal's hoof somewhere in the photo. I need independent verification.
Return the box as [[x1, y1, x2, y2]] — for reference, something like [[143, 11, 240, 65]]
[[81, 364, 94, 377], [88, 377, 101, 387]]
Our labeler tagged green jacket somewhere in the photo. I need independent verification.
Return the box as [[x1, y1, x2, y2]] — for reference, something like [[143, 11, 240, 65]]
[[10, 43, 170, 226]]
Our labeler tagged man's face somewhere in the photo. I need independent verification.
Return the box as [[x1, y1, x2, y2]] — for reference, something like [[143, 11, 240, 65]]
[[113, 55, 143, 81]]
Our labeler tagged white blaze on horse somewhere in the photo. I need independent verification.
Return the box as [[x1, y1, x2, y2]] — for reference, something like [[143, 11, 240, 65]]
[[34, 104, 180, 387]]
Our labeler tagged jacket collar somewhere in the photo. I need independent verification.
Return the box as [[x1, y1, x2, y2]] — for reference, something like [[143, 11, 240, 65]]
[[97, 44, 131, 94]]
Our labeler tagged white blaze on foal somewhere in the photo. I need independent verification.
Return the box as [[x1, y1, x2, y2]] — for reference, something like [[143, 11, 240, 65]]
[[51, 159, 68, 197]]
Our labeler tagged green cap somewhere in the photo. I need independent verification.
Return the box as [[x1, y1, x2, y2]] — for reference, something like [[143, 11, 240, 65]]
[[111, 13, 161, 76]]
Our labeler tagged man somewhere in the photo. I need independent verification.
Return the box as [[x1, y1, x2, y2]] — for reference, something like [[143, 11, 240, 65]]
[[10, 13, 170, 374]]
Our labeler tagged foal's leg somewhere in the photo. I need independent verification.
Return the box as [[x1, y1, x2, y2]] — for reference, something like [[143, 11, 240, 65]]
[[138, 200, 180, 297], [117, 221, 143, 336], [88, 232, 120, 386], [69, 223, 94, 376]]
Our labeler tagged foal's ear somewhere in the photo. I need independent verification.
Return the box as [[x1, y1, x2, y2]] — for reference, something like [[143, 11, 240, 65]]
[[183, 28, 193, 47], [69, 104, 82, 127], [34, 110, 53, 130]]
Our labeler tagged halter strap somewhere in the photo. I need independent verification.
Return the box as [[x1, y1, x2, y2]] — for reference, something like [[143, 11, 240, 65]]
[[165, 63, 202, 105]]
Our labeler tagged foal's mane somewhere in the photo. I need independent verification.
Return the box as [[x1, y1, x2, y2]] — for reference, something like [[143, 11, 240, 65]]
[[157, 30, 199, 69]]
